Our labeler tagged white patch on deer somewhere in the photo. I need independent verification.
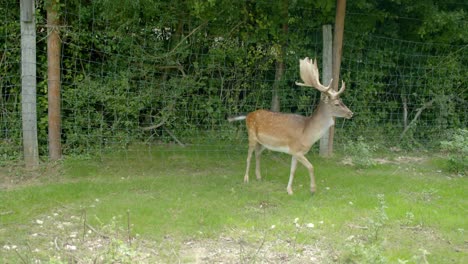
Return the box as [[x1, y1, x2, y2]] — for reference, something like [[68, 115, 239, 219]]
[[264, 144, 290, 153], [257, 134, 290, 153]]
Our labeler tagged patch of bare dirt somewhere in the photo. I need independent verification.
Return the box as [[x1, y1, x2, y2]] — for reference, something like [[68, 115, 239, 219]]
[[1, 207, 331, 263], [175, 236, 327, 263], [0, 162, 62, 190], [342, 156, 427, 166], [374, 156, 427, 165]]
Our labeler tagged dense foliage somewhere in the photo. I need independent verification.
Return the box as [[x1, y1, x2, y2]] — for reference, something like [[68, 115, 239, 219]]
[[0, 0, 466, 158], [440, 128, 468, 175]]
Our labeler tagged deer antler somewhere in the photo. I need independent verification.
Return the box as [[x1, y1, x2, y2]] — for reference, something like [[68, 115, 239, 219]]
[[295, 57, 346, 97]]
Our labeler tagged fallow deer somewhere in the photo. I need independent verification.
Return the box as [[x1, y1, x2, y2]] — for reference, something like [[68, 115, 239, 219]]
[[228, 57, 353, 195]]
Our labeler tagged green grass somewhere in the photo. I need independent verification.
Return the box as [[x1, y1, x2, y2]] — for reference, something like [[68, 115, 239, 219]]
[[0, 145, 466, 263]]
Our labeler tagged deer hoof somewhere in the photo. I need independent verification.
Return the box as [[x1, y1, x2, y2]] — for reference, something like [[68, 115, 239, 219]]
[[287, 187, 293, 195], [244, 175, 249, 183], [256, 172, 261, 180]]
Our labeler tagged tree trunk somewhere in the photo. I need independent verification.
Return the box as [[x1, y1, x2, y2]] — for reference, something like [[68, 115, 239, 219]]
[[47, 0, 62, 160], [270, 60, 283, 112], [270, 0, 289, 112], [328, 0, 347, 155]]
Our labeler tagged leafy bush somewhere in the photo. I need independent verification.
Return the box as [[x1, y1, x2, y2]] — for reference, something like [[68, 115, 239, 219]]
[[440, 128, 467, 175], [61, 73, 148, 154], [344, 136, 377, 168], [1, 1, 466, 160]]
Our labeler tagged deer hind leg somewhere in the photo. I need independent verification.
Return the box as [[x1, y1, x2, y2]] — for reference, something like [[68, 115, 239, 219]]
[[244, 144, 254, 183], [244, 135, 260, 183], [255, 144, 265, 180], [295, 154, 316, 194], [286, 156, 298, 195]]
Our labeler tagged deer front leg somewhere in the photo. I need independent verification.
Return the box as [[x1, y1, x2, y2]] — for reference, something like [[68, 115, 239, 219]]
[[295, 154, 316, 194], [287, 156, 298, 195], [255, 145, 265, 180]]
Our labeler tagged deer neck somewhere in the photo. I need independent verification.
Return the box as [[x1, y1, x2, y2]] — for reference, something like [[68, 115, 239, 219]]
[[303, 100, 335, 146]]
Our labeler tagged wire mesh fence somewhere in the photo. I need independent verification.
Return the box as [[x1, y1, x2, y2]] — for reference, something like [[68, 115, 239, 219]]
[[0, 1, 466, 164]]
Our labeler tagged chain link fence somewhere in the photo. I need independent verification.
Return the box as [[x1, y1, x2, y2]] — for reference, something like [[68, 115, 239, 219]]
[[1, 2, 466, 164]]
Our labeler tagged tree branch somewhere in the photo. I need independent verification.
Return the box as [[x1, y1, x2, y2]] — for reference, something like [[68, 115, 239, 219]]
[[400, 98, 436, 140], [141, 120, 166, 131]]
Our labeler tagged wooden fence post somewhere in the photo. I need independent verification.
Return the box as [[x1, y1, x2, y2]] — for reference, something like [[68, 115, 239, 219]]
[[328, 0, 347, 155], [20, 0, 39, 168], [47, 0, 62, 160]]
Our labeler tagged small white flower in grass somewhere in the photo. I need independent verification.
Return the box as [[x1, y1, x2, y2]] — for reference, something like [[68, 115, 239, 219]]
[[35, 219, 43, 225], [326, 187, 330, 190], [65, 244, 77, 251], [306, 223, 314, 228], [270, 225, 276, 230], [3, 245, 11, 250], [11, 245, 17, 250], [95, 198, 100, 202], [294, 218, 300, 228], [33, 248, 40, 253], [319, 221, 324, 224], [419, 248, 430, 255], [349, 201, 353, 205]]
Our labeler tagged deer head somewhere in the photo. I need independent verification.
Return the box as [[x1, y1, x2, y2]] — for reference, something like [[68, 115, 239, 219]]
[[295, 57, 353, 119]]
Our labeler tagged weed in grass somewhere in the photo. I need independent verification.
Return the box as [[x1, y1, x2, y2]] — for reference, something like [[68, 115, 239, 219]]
[[346, 239, 387, 264], [344, 136, 377, 168], [366, 194, 388, 242], [400, 211, 416, 227], [344, 194, 388, 264], [397, 248, 432, 264]]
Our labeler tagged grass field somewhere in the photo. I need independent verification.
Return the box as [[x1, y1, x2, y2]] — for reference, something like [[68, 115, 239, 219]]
[[0, 145, 466, 263]]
